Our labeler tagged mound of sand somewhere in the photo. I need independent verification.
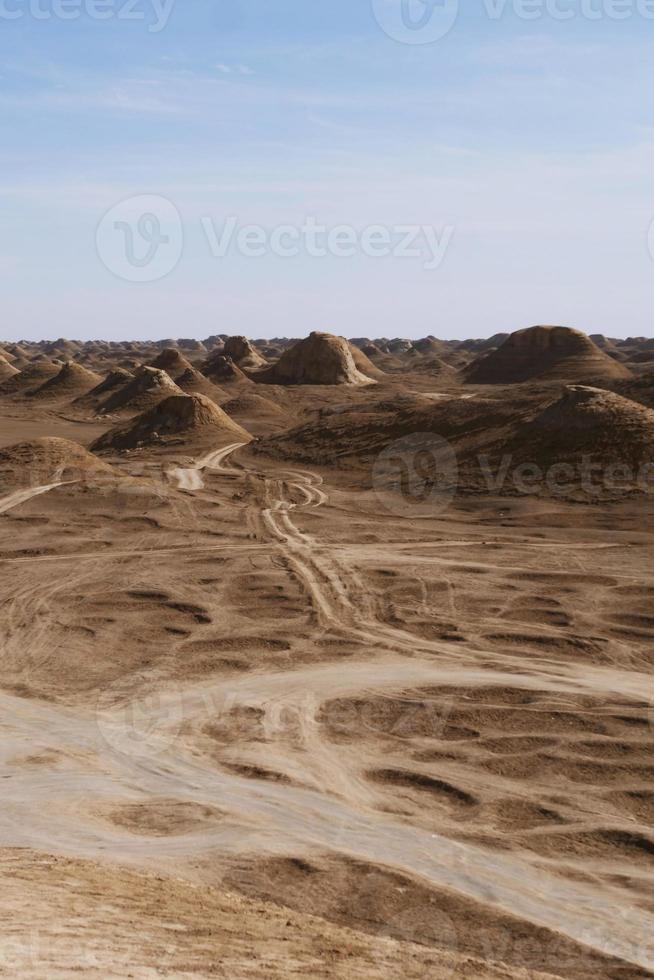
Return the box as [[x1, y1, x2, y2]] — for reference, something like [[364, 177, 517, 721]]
[[149, 348, 195, 380], [73, 369, 135, 410], [177, 338, 206, 352], [412, 337, 447, 356], [589, 334, 619, 351], [509, 385, 654, 471], [92, 393, 250, 452], [222, 392, 287, 418], [0, 355, 19, 383], [42, 338, 80, 358], [202, 352, 249, 384], [223, 336, 267, 369], [30, 361, 102, 400], [459, 333, 511, 354], [99, 366, 182, 414], [258, 385, 654, 497], [612, 372, 654, 410], [203, 334, 225, 351], [221, 392, 289, 436], [175, 367, 227, 403], [466, 326, 631, 384], [0, 437, 115, 492], [253, 332, 374, 386], [358, 343, 404, 372], [0, 357, 60, 396], [255, 390, 522, 470], [348, 342, 385, 379], [405, 354, 458, 379]]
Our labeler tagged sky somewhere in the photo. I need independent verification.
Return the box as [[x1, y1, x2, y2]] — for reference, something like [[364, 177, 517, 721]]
[[1, 0, 654, 342]]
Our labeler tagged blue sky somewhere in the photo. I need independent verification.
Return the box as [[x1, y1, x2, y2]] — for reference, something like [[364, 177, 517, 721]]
[[1, 0, 654, 341]]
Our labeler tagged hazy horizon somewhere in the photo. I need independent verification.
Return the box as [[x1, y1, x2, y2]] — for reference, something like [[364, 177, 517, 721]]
[[3, 323, 654, 345], [3, 3, 654, 340]]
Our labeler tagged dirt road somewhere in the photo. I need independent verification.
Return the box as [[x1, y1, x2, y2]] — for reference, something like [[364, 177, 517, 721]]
[[1, 444, 654, 971]]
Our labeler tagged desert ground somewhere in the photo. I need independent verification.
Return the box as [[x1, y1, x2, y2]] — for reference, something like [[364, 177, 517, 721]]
[[0, 327, 653, 978]]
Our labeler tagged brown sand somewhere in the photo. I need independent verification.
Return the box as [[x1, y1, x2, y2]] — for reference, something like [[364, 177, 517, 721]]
[[0, 329, 653, 978]]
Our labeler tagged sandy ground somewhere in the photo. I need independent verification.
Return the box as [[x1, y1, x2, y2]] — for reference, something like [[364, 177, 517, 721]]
[[0, 404, 653, 978]]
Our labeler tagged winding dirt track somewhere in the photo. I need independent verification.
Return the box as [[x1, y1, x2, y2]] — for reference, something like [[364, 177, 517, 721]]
[[0, 481, 71, 515], [2, 445, 654, 971]]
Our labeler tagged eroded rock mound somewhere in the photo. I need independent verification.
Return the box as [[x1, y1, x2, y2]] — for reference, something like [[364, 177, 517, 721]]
[[0, 355, 19, 383], [223, 336, 266, 369], [465, 326, 631, 384], [0, 357, 60, 396], [0, 437, 114, 491], [348, 343, 385, 379], [511, 385, 654, 470], [73, 369, 135, 411], [99, 366, 182, 414], [412, 337, 447, 356], [149, 348, 194, 380], [201, 352, 249, 384], [31, 361, 102, 400], [92, 393, 250, 452], [254, 332, 374, 386], [175, 367, 227, 403], [222, 392, 286, 417]]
